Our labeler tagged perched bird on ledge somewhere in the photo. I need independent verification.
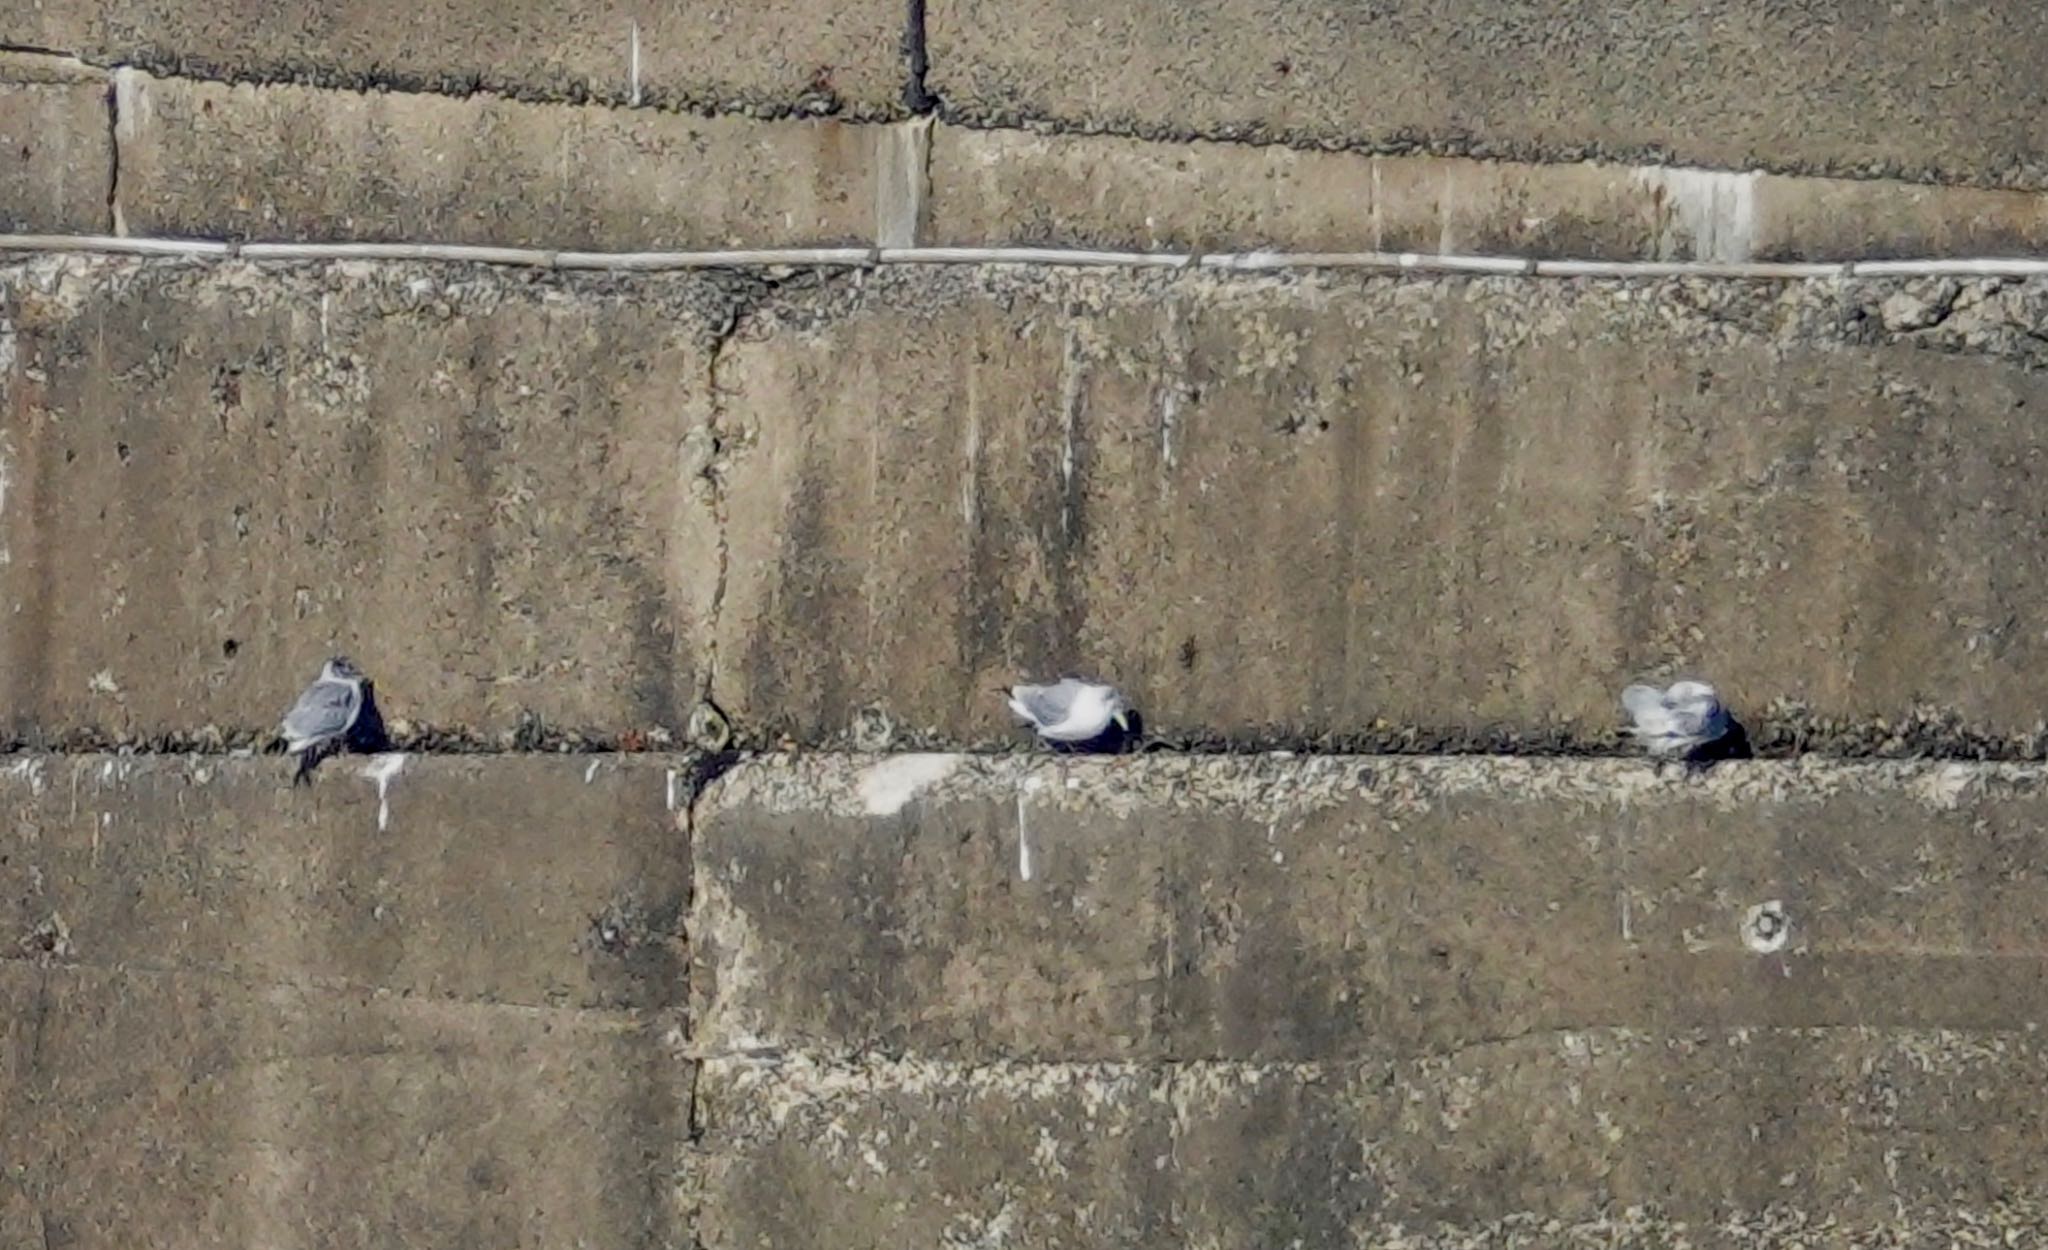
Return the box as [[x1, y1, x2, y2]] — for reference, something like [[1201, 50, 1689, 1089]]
[[1004, 678, 1137, 751], [1621, 679, 1750, 770], [281, 655, 385, 785]]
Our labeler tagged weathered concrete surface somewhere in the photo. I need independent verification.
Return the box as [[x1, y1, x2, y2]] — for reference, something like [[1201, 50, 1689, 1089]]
[[926, 0, 2048, 188], [687, 754, 2048, 1244], [2, 0, 907, 117], [929, 127, 2048, 261], [114, 71, 880, 248], [16, 258, 2048, 743], [0, 256, 724, 739], [716, 265, 2048, 744], [0, 755, 692, 1007], [690, 755, 2048, 1059], [0, 54, 111, 235], [696, 1038, 2048, 1248], [0, 755, 692, 1249]]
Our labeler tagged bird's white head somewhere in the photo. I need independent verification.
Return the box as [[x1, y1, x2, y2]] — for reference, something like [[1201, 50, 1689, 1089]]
[[323, 655, 365, 683], [1665, 680, 1720, 714]]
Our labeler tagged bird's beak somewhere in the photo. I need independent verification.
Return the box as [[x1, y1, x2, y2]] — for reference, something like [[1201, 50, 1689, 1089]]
[[1113, 711, 1130, 732]]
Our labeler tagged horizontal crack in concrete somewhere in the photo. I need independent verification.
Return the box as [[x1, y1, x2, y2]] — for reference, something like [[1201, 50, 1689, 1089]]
[[3, 44, 903, 124], [932, 107, 2048, 194]]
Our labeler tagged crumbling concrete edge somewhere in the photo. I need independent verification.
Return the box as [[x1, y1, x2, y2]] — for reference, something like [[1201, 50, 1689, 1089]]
[[8, 232, 2048, 279]]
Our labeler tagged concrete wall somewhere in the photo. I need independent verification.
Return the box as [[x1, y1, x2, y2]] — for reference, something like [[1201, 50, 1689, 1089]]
[[10, 1, 2048, 1244], [927, 0, 2048, 187], [1, 754, 690, 1249], [16, 37, 2048, 259], [10, 753, 2045, 1246], [12, 254, 2048, 746]]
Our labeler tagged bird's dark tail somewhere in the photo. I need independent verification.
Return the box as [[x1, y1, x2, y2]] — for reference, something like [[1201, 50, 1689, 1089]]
[[291, 737, 341, 787]]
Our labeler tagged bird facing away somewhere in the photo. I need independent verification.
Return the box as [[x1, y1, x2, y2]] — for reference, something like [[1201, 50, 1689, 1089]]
[[1621, 679, 1738, 762], [1005, 678, 1133, 745], [282, 656, 366, 786]]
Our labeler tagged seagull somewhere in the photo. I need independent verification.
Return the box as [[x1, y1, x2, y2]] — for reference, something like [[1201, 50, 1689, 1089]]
[[1621, 679, 1747, 767], [281, 656, 367, 786], [1004, 678, 1134, 746]]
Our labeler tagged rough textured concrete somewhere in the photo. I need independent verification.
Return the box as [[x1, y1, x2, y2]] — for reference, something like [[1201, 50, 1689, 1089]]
[[929, 127, 2048, 261], [0, 755, 692, 1250], [687, 754, 2048, 1244], [697, 1038, 2048, 1249], [3, 0, 907, 118], [114, 71, 880, 247], [17, 257, 2048, 744], [926, 0, 2048, 188], [0, 54, 112, 235], [0, 256, 724, 740], [0, 754, 692, 1007], [715, 265, 2048, 745], [690, 755, 2048, 1058]]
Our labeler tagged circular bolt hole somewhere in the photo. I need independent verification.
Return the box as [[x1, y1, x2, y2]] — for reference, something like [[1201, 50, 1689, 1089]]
[[1742, 900, 1790, 954]]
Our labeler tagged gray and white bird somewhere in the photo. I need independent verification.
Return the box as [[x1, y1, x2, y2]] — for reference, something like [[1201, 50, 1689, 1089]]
[[1005, 678, 1133, 744], [1621, 679, 1736, 761], [282, 656, 366, 785]]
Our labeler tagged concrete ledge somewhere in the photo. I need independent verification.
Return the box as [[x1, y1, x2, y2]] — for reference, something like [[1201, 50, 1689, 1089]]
[[928, 128, 2048, 262], [927, 0, 2048, 189], [0, 257, 724, 738], [15, 258, 2048, 742], [1, 755, 691, 1008], [0, 753, 694, 1248], [697, 1034, 2048, 1246], [2, 0, 908, 118], [692, 755, 2048, 1058], [113, 70, 886, 249], [713, 265, 2048, 743], [0, 55, 111, 235], [4, 962, 689, 1249]]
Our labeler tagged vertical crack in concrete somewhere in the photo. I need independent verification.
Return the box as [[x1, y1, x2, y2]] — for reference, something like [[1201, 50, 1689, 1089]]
[[673, 751, 742, 1250], [103, 67, 125, 234], [902, 0, 935, 113], [698, 308, 739, 711]]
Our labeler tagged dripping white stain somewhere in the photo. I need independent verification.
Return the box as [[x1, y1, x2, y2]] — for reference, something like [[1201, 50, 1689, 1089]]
[[1016, 775, 1046, 882], [359, 753, 408, 833]]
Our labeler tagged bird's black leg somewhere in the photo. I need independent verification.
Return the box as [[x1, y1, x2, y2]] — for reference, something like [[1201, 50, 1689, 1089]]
[[291, 738, 337, 787]]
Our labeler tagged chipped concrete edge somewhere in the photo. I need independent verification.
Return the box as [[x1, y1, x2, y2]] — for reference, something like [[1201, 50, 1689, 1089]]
[[6, 233, 2048, 277], [691, 751, 2047, 821]]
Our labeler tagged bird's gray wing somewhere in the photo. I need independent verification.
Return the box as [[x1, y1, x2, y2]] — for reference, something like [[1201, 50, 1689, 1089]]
[[282, 679, 360, 744], [1011, 680, 1084, 725]]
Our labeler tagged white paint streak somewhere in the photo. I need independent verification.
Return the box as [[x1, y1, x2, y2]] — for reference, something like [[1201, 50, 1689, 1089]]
[[360, 753, 408, 833], [1633, 166, 1760, 263], [856, 753, 963, 817], [666, 768, 679, 812], [629, 21, 642, 106], [0, 439, 12, 567], [1058, 328, 1083, 542], [961, 392, 981, 529], [1910, 762, 1977, 810], [1017, 776, 1046, 882], [6, 758, 45, 795]]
